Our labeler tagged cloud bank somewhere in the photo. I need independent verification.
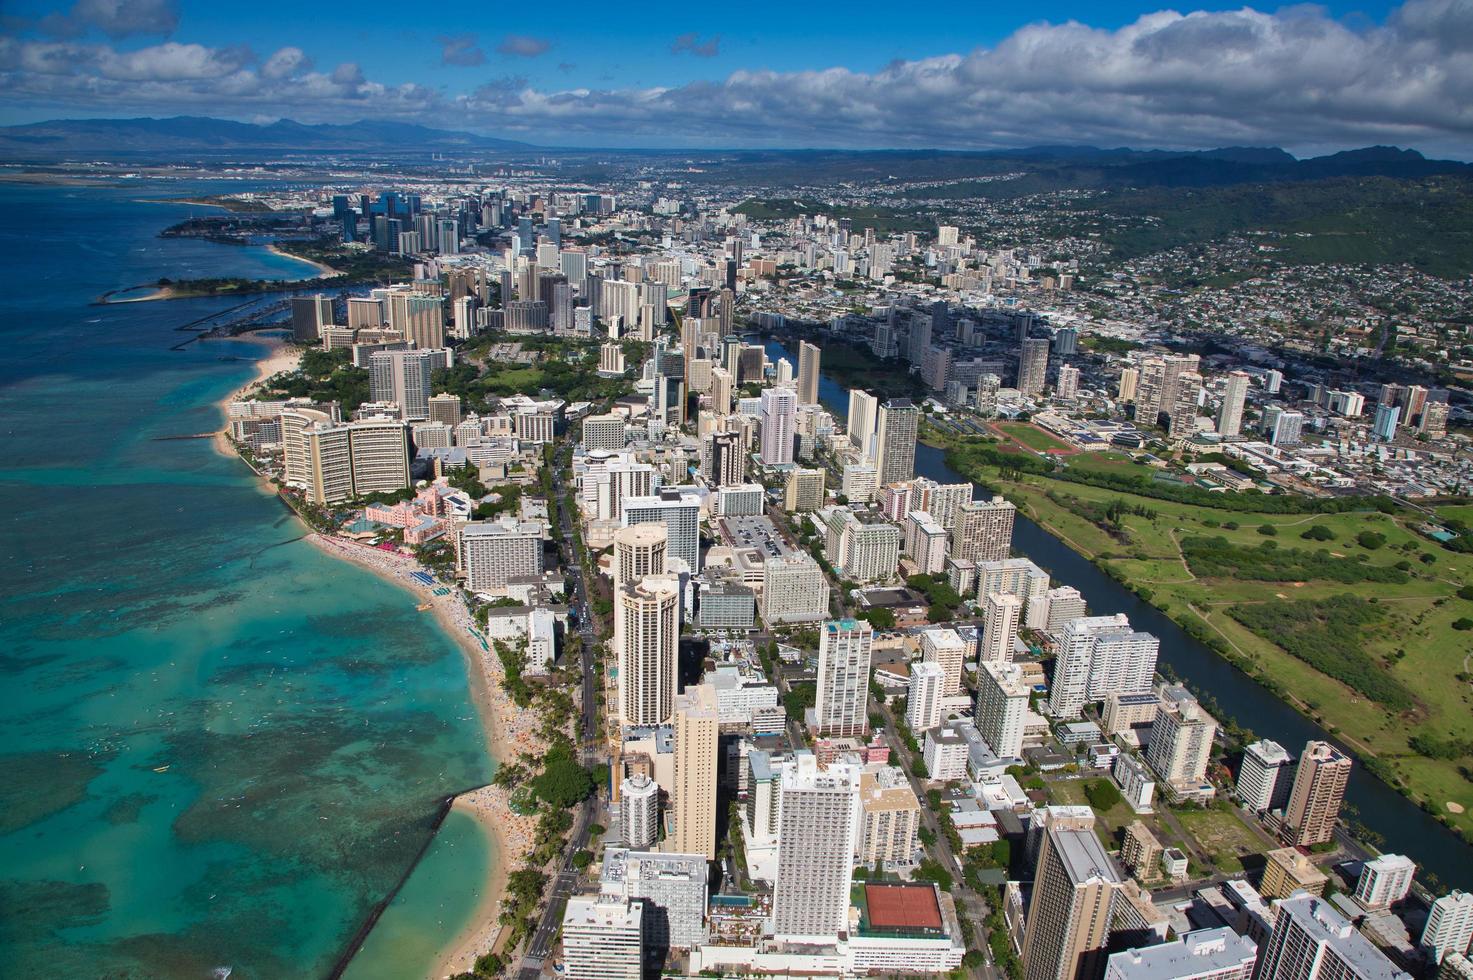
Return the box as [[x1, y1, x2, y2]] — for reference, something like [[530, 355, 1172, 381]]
[[2, 0, 1472, 154]]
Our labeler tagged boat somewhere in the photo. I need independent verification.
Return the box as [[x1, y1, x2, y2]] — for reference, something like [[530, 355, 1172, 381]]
[[153, 765, 171, 773]]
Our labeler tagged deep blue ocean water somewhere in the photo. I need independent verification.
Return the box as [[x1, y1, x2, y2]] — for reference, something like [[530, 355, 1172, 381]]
[[0, 180, 493, 978]]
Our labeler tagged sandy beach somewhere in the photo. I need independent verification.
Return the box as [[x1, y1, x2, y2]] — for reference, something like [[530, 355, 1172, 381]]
[[267, 241, 342, 278], [303, 534, 544, 979], [209, 333, 301, 462], [212, 340, 540, 977]]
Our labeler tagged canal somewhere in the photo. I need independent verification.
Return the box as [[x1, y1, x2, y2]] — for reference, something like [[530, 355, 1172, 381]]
[[765, 337, 1473, 888]]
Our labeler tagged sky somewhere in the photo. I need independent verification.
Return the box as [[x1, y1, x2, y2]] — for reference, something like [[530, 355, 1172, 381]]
[[1, 0, 1471, 156]]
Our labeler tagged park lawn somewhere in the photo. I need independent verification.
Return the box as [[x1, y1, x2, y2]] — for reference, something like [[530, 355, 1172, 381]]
[[1064, 452, 1157, 478], [980, 461, 1473, 837], [1174, 807, 1269, 874], [996, 421, 1074, 454], [1432, 503, 1473, 526]]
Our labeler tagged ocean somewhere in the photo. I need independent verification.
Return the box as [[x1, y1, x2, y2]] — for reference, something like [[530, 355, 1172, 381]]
[[0, 179, 494, 978]]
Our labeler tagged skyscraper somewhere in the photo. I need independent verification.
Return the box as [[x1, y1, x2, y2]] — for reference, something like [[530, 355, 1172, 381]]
[[613, 523, 667, 590], [907, 660, 946, 733], [1255, 894, 1408, 980], [848, 389, 879, 457], [1021, 820, 1123, 980], [620, 773, 660, 850], [772, 753, 862, 941], [976, 661, 1030, 759], [1049, 614, 1159, 719], [1218, 371, 1249, 438], [1354, 854, 1415, 910], [981, 592, 1024, 663], [1168, 372, 1203, 440], [562, 895, 644, 980], [760, 387, 797, 465], [875, 399, 919, 486], [797, 340, 821, 405], [1283, 741, 1351, 847], [291, 294, 334, 342], [1145, 685, 1218, 793], [671, 684, 719, 860], [1421, 891, 1473, 964], [920, 626, 967, 695], [615, 575, 681, 726], [1237, 740, 1294, 813], [705, 430, 746, 487], [952, 495, 1016, 563], [814, 618, 872, 737], [622, 488, 701, 571], [1018, 337, 1050, 397], [369, 348, 437, 419]]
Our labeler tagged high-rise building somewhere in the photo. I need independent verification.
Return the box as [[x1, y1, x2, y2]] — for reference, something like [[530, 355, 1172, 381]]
[[952, 496, 1016, 563], [1255, 894, 1409, 980], [772, 753, 862, 941], [459, 518, 545, 593], [613, 523, 668, 590], [282, 410, 411, 504], [615, 575, 681, 726], [427, 392, 463, 426], [620, 774, 660, 850], [875, 399, 919, 485], [622, 488, 701, 571], [706, 430, 746, 487], [858, 767, 921, 866], [784, 468, 825, 512], [671, 684, 719, 860], [1056, 364, 1080, 401], [1283, 741, 1351, 847], [1018, 337, 1050, 397], [814, 618, 872, 737], [976, 661, 1030, 759], [1261, 847, 1329, 900], [600, 848, 709, 952], [797, 340, 821, 405], [1218, 371, 1249, 438], [760, 554, 829, 625], [1117, 367, 1139, 404], [1168, 372, 1204, 440], [920, 626, 967, 695], [1049, 614, 1159, 719], [562, 895, 643, 980], [760, 387, 797, 465], [1145, 685, 1218, 793], [1421, 891, 1473, 964], [1104, 928, 1258, 980], [981, 592, 1024, 663], [1372, 403, 1401, 442], [848, 389, 879, 457], [291, 294, 334, 342], [907, 660, 946, 734], [1354, 854, 1415, 911], [369, 348, 438, 419], [1237, 740, 1294, 813], [1021, 821, 1123, 980]]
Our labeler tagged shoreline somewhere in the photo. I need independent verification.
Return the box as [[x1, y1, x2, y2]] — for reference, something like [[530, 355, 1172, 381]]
[[210, 340, 537, 977], [266, 241, 343, 279]]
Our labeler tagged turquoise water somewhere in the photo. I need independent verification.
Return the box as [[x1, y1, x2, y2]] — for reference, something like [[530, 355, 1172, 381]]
[[0, 181, 494, 977], [344, 809, 496, 980]]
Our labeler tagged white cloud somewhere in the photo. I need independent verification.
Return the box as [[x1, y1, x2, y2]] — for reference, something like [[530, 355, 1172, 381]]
[[2, 0, 1472, 155]]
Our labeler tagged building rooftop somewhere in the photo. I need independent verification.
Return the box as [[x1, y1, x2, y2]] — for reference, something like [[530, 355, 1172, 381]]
[[856, 882, 945, 937], [1278, 895, 1411, 980], [1106, 927, 1257, 980]]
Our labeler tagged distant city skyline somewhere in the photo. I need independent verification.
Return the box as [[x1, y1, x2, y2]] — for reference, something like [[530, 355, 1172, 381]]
[[2, 0, 1471, 156]]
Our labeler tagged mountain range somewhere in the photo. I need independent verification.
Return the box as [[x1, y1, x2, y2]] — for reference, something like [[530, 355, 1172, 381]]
[[0, 116, 533, 158]]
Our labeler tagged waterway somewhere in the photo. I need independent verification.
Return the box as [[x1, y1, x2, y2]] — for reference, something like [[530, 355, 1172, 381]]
[[765, 338, 1473, 888], [0, 179, 493, 978]]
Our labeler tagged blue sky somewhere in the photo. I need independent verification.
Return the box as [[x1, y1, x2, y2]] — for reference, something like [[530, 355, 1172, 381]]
[[2, 0, 1469, 155]]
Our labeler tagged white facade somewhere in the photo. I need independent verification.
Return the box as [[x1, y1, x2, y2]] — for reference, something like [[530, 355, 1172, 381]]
[[976, 661, 1030, 760], [1422, 891, 1473, 963], [920, 627, 967, 696], [561, 895, 643, 980], [907, 661, 946, 734], [815, 619, 872, 737], [982, 592, 1023, 663], [772, 753, 862, 941], [1238, 739, 1294, 813], [1355, 854, 1415, 911]]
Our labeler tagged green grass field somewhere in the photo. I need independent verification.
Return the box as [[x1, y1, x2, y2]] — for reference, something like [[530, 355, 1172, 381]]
[[945, 438, 1473, 838], [995, 422, 1074, 454]]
